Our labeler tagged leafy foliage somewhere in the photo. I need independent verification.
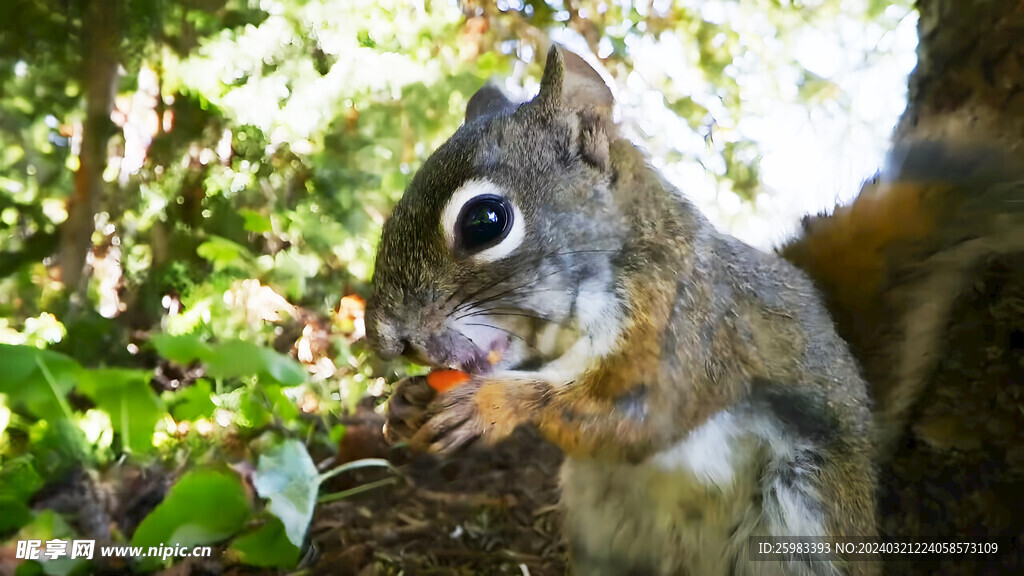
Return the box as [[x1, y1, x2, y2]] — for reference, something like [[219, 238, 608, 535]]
[[131, 469, 251, 550], [76, 369, 164, 454], [0, 0, 913, 572], [227, 516, 300, 568], [130, 468, 252, 571], [251, 438, 318, 548]]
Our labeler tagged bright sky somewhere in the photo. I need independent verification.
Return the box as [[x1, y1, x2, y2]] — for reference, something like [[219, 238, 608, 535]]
[[548, 4, 920, 250]]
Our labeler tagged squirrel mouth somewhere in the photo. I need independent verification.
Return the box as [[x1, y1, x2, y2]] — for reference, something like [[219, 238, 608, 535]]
[[426, 308, 579, 376], [419, 329, 508, 375], [449, 317, 579, 375], [460, 338, 510, 375]]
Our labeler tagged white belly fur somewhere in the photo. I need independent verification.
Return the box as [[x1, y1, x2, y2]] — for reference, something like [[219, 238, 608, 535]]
[[560, 409, 832, 576]]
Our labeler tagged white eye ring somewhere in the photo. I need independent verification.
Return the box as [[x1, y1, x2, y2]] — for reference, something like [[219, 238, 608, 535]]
[[440, 178, 525, 263]]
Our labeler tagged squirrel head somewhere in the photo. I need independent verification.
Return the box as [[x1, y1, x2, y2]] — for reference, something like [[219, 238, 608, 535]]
[[367, 45, 627, 375]]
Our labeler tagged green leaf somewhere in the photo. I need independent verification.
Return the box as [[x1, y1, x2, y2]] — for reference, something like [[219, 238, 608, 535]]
[[252, 439, 318, 548], [265, 384, 299, 422], [0, 456, 44, 502], [13, 559, 43, 576], [328, 424, 346, 446], [169, 379, 216, 421], [76, 369, 167, 454], [196, 236, 254, 273], [0, 346, 79, 421], [26, 420, 91, 476], [239, 209, 273, 233], [0, 344, 40, 384], [151, 333, 212, 365], [204, 340, 266, 380], [204, 340, 305, 386], [236, 388, 273, 429], [132, 469, 252, 551], [0, 497, 33, 532], [257, 347, 305, 386], [16, 508, 74, 540], [228, 515, 301, 568], [0, 454, 43, 532], [14, 509, 86, 576]]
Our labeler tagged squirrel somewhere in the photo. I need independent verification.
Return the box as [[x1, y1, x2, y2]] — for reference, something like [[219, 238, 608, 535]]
[[367, 45, 879, 575]]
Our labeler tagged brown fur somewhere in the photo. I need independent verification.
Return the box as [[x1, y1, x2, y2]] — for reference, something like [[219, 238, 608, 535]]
[[780, 143, 1024, 574], [371, 46, 879, 575]]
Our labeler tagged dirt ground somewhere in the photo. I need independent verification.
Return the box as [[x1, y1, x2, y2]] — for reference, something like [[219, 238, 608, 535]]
[[299, 409, 568, 576]]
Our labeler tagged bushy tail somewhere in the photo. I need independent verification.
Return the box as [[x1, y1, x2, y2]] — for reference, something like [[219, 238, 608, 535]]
[[780, 141, 1024, 574], [781, 141, 1024, 449]]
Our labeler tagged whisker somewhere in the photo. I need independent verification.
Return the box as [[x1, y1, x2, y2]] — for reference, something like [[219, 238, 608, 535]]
[[447, 247, 619, 315], [448, 263, 529, 312], [461, 321, 544, 357], [546, 248, 619, 258], [461, 309, 562, 324], [462, 322, 529, 343], [454, 266, 565, 314], [456, 300, 549, 321], [458, 300, 567, 321]]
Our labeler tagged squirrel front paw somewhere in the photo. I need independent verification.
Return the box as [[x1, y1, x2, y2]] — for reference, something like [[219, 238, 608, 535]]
[[385, 374, 536, 455], [384, 375, 487, 454], [382, 375, 436, 445]]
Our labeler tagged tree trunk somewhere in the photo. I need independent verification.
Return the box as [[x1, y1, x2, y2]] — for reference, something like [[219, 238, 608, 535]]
[[778, 1, 1019, 569], [60, 1, 120, 293], [896, 0, 1024, 148], [878, 3, 1024, 574], [782, 2, 1024, 574]]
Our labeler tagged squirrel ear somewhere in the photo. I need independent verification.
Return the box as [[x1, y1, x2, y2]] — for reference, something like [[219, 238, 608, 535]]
[[538, 45, 614, 169], [466, 82, 514, 124], [538, 44, 614, 112]]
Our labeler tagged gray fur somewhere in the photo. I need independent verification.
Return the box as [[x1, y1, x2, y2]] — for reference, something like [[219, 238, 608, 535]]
[[368, 46, 622, 371], [465, 81, 516, 124], [368, 45, 878, 575]]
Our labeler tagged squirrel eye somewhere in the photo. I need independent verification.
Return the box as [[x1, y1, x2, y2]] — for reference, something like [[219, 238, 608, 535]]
[[456, 194, 514, 253]]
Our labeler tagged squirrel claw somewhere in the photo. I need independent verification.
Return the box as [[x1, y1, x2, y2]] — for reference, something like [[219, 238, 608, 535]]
[[385, 374, 484, 455], [383, 376, 435, 444], [410, 403, 482, 455]]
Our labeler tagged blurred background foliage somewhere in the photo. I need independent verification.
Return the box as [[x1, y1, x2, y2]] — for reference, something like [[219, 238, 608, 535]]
[[0, 0, 915, 572]]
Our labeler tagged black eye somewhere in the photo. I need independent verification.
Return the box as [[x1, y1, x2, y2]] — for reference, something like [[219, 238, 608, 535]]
[[456, 194, 514, 253]]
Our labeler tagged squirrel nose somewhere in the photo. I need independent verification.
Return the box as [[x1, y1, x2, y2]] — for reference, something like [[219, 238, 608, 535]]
[[400, 341, 431, 365], [365, 298, 434, 364], [366, 318, 432, 365], [372, 330, 406, 360], [365, 309, 406, 359], [371, 330, 430, 366]]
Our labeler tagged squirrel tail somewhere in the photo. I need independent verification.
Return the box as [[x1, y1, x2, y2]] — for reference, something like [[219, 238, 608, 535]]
[[780, 141, 1024, 448], [780, 141, 1024, 563]]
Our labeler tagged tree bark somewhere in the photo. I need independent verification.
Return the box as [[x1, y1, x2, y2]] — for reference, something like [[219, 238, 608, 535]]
[[781, 3, 1024, 574], [60, 1, 120, 292], [870, 2, 1024, 573], [896, 0, 1024, 148]]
